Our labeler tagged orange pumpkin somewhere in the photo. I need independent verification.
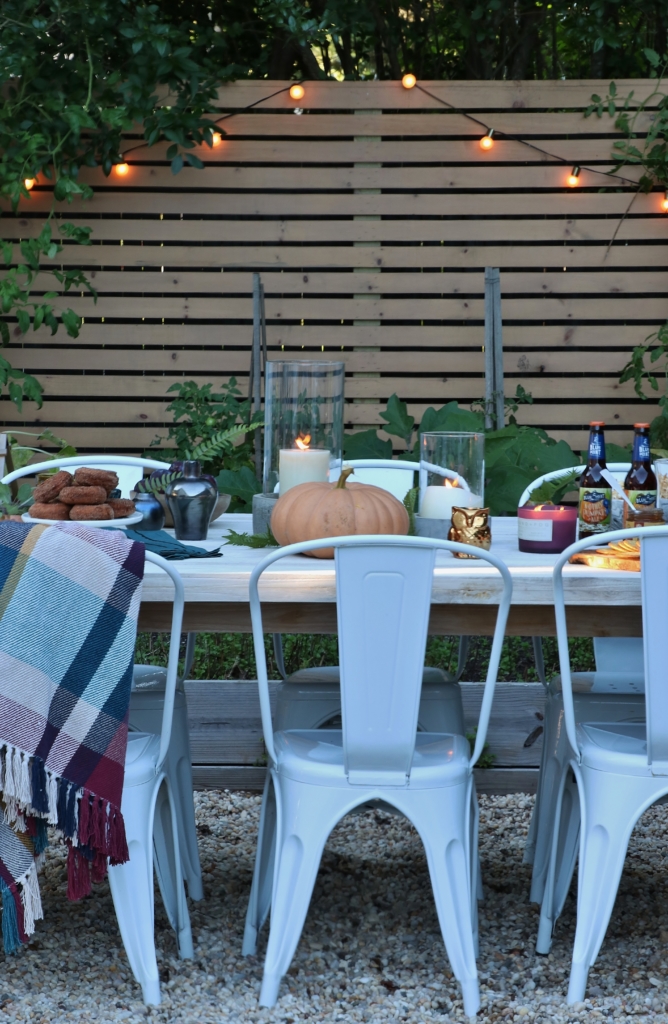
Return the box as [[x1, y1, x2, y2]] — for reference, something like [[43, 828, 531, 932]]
[[270, 467, 409, 558]]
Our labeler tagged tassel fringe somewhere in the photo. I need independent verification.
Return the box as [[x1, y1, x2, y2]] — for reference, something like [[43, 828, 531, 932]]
[[0, 742, 129, 918], [19, 862, 42, 936], [0, 879, 22, 954]]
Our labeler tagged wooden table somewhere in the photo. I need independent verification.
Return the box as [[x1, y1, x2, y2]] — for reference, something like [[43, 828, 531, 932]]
[[138, 514, 641, 638]]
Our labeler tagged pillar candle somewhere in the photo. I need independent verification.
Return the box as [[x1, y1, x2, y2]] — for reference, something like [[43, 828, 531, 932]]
[[421, 484, 482, 520], [279, 448, 330, 494]]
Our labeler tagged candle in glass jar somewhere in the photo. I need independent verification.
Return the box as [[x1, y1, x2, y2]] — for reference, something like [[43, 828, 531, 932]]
[[517, 503, 578, 553], [421, 482, 482, 520], [279, 447, 330, 494]]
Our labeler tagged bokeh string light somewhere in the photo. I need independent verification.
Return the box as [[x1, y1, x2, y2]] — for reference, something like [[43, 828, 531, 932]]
[[23, 178, 35, 190], [412, 80, 646, 195], [29, 74, 664, 214]]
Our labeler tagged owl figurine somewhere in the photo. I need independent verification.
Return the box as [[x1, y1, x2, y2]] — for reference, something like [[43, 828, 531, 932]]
[[448, 506, 491, 558]]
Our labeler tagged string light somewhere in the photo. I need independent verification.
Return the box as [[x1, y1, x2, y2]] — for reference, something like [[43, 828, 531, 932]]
[[24, 178, 35, 190], [402, 73, 416, 89], [479, 129, 495, 151], [211, 132, 222, 146], [289, 83, 305, 101], [662, 190, 668, 211], [567, 165, 581, 187], [114, 161, 129, 176]]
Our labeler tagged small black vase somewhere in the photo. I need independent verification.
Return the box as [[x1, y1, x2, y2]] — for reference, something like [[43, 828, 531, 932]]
[[134, 491, 166, 531], [165, 460, 218, 541]]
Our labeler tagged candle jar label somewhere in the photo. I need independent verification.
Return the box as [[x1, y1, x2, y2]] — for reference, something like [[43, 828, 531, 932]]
[[518, 517, 553, 542]]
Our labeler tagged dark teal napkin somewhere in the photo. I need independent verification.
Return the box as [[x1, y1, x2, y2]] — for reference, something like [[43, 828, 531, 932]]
[[121, 528, 222, 560]]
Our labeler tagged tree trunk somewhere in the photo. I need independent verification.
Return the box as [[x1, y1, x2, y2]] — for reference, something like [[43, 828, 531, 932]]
[[509, 7, 546, 80]]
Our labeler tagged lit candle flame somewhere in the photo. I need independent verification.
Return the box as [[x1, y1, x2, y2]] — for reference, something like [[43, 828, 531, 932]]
[[444, 478, 461, 488], [295, 434, 311, 451]]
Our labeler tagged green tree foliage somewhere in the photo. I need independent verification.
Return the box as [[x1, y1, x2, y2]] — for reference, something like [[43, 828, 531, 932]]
[[0, 0, 230, 408], [176, 0, 668, 81]]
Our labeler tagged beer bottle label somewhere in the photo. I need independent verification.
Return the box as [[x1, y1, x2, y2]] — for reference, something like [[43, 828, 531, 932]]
[[633, 434, 651, 461], [623, 488, 658, 525], [579, 486, 612, 529], [588, 434, 605, 460]]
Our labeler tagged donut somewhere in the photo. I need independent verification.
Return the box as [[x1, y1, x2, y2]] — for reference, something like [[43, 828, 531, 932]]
[[69, 504, 114, 521], [59, 485, 107, 505], [73, 468, 119, 492], [30, 502, 71, 520], [107, 498, 136, 518], [33, 471, 73, 503]]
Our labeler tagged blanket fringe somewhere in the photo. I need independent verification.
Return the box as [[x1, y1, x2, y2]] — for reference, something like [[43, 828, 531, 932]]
[[67, 845, 92, 901], [0, 878, 25, 955], [0, 745, 129, 906], [19, 862, 43, 936]]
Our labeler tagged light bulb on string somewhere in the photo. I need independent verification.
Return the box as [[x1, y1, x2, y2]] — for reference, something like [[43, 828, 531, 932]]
[[567, 166, 581, 187], [24, 178, 36, 191], [402, 73, 416, 89], [479, 129, 495, 151], [289, 83, 305, 101], [662, 190, 668, 212], [211, 132, 222, 147], [114, 161, 129, 176]]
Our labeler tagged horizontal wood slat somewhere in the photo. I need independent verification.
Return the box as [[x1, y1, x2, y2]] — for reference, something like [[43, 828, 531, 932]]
[[21, 294, 668, 321], [8, 347, 642, 374], [14, 243, 668, 271], [9, 323, 663, 349], [6, 217, 666, 245], [3, 400, 657, 427], [171, 111, 658, 136], [16, 138, 646, 165], [26, 269, 668, 296], [5, 374, 644, 402], [211, 80, 661, 110], [13, 191, 664, 217], [1, 79, 665, 453]]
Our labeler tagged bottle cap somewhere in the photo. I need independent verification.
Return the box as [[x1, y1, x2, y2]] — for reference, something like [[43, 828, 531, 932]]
[[633, 422, 650, 428], [589, 421, 605, 426]]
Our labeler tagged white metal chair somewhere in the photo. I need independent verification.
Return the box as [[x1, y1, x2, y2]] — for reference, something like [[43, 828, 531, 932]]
[[273, 459, 470, 734], [518, 464, 646, 906], [2, 455, 204, 903], [109, 549, 193, 1004], [536, 526, 668, 1004], [242, 534, 512, 1015]]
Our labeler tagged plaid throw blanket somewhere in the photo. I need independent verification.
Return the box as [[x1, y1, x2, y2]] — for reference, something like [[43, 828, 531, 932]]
[[0, 521, 144, 951]]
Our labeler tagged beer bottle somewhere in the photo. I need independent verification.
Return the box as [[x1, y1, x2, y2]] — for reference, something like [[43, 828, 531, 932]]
[[623, 423, 657, 526], [578, 421, 612, 537]]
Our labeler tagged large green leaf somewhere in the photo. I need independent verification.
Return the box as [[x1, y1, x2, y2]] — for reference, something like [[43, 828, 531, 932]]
[[379, 394, 415, 444], [342, 430, 393, 460], [485, 457, 537, 514], [216, 467, 261, 513], [419, 402, 485, 434], [485, 427, 579, 513]]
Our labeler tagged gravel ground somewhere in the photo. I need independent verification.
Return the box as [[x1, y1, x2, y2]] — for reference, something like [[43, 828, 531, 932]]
[[0, 791, 668, 1022]]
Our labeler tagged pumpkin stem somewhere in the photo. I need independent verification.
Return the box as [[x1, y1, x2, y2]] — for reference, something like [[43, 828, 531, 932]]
[[336, 466, 355, 489]]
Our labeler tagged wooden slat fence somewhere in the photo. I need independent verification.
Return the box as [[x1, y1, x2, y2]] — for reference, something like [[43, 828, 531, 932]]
[[1, 78, 666, 452], [186, 680, 545, 794]]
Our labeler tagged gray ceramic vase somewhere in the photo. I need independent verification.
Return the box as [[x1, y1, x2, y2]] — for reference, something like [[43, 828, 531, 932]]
[[165, 460, 218, 541]]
